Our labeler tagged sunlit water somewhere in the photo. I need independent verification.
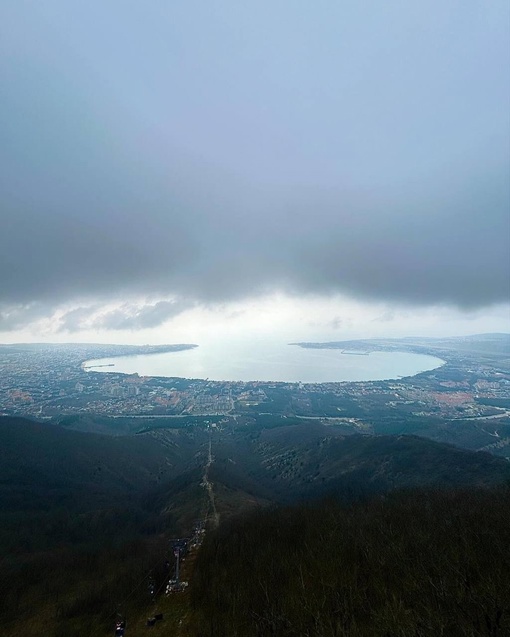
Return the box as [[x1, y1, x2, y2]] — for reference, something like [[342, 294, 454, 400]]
[[84, 339, 444, 383]]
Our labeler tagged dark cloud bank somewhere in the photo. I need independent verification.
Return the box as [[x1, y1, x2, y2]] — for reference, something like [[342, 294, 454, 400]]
[[0, 2, 508, 330]]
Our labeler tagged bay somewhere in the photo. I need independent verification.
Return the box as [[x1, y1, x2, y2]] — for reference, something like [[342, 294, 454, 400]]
[[84, 339, 444, 383]]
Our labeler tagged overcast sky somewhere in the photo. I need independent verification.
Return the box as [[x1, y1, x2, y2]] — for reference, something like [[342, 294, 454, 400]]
[[1, 1, 509, 344]]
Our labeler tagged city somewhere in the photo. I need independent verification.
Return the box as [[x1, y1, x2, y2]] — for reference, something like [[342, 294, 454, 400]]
[[2, 337, 509, 458]]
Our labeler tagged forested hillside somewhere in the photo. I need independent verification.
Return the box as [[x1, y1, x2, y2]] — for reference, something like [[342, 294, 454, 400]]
[[0, 417, 207, 637], [190, 488, 510, 636], [2, 416, 510, 636]]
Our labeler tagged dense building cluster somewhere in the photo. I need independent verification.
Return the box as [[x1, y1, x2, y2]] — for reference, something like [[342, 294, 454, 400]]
[[1, 341, 509, 459]]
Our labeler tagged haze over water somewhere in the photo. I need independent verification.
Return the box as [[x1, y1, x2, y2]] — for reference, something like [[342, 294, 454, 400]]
[[85, 339, 444, 383]]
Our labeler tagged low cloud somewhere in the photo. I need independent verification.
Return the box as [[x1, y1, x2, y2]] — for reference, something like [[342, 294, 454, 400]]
[[58, 305, 102, 332], [372, 311, 396, 323], [0, 1, 508, 332], [57, 300, 192, 332], [95, 300, 192, 331], [329, 317, 346, 330], [0, 302, 56, 331]]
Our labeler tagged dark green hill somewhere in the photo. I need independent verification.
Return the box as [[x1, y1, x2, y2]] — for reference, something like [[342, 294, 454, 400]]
[[2, 415, 510, 636], [0, 417, 208, 637], [0, 416, 209, 555], [190, 487, 510, 636], [0, 416, 204, 500], [209, 423, 510, 505]]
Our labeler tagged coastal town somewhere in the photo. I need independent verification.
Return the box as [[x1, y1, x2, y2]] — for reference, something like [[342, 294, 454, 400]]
[[1, 337, 509, 459]]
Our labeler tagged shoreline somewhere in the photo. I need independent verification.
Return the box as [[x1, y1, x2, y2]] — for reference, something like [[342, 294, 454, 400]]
[[83, 344, 445, 385]]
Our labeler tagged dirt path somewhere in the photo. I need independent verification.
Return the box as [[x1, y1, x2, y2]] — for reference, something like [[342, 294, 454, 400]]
[[202, 435, 219, 528]]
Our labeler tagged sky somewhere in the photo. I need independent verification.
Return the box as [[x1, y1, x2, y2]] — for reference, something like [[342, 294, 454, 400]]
[[1, 1, 509, 345]]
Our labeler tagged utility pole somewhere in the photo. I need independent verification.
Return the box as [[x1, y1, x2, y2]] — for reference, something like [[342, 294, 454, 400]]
[[174, 545, 180, 588], [169, 538, 188, 591]]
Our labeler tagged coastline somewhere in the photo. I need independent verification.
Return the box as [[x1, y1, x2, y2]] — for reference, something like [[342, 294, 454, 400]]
[[83, 342, 444, 384]]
